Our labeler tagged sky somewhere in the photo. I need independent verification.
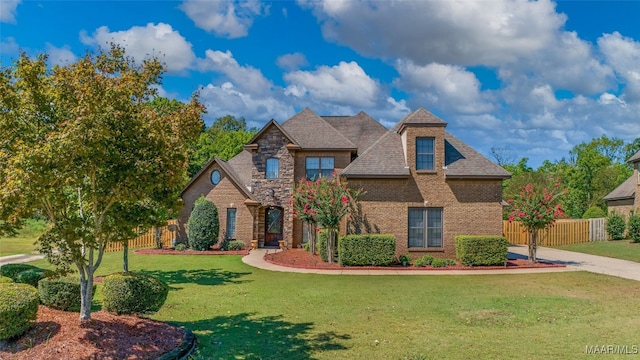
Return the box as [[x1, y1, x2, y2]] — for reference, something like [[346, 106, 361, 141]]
[[2, 0, 640, 168]]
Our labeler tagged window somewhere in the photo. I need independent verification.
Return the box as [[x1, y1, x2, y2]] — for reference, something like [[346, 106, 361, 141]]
[[306, 157, 334, 180], [416, 138, 435, 170], [408, 208, 443, 248], [266, 158, 279, 179], [211, 170, 221, 185], [226, 208, 237, 239]]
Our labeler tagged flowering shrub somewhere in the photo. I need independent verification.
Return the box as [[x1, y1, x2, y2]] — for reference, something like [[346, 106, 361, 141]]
[[508, 181, 565, 263]]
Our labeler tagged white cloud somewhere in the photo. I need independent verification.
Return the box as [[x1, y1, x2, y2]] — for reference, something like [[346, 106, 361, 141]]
[[394, 61, 492, 114], [180, 0, 267, 38], [284, 61, 380, 108], [276, 52, 308, 71], [198, 49, 273, 95], [0, 37, 19, 55], [302, 0, 564, 66], [598, 32, 640, 102], [0, 0, 20, 23], [80, 23, 195, 72], [45, 43, 77, 66]]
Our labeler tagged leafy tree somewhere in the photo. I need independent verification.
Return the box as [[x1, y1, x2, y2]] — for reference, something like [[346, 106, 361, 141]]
[[292, 180, 319, 255], [624, 137, 640, 161], [582, 206, 606, 219], [508, 181, 565, 263], [187, 115, 257, 177], [628, 213, 640, 243], [0, 44, 203, 321], [187, 197, 219, 251]]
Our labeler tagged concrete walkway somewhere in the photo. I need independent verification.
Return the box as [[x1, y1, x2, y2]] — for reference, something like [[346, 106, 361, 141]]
[[242, 247, 577, 276], [508, 245, 640, 281], [0, 253, 45, 266]]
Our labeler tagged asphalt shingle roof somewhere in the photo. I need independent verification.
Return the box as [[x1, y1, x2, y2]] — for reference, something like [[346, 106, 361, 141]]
[[603, 175, 636, 201], [322, 111, 388, 153], [341, 130, 410, 178], [281, 108, 357, 150], [444, 132, 511, 179], [628, 150, 640, 163]]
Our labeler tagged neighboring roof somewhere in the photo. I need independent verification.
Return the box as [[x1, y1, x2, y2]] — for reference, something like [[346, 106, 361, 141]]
[[444, 132, 511, 179], [604, 175, 636, 201], [396, 108, 447, 133], [180, 154, 256, 201], [341, 131, 410, 178], [322, 111, 388, 153], [281, 108, 357, 150], [628, 150, 640, 163]]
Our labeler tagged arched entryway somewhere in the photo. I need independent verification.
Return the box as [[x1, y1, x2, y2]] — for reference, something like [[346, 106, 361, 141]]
[[264, 206, 283, 247]]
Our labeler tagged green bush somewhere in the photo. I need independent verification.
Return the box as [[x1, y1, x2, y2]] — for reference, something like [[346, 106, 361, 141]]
[[187, 197, 220, 251], [0, 263, 40, 281], [15, 269, 55, 288], [0, 276, 13, 283], [337, 234, 396, 266], [0, 283, 39, 340], [174, 243, 187, 251], [102, 272, 169, 315], [38, 278, 92, 311], [398, 254, 411, 266], [414, 255, 434, 267], [628, 213, 640, 243], [225, 240, 245, 250], [431, 258, 456, 268], [582, 206, 606, 219], [607, 212, 626, 240], [318, 230, 329, 262], [455, 235, 508, 266]]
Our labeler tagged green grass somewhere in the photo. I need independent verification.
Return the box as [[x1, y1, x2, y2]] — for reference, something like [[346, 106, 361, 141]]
[[28, 251, 640, 359], [0, 219, 47, 257], [554, 240, 640, 263]]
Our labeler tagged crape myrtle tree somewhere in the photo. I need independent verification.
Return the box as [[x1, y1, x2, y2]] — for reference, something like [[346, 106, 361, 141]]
[[0, 44, 204, 321], [292, 180, 319, 255], [292, 176, 360, 263], [508, 180, 565, 263]]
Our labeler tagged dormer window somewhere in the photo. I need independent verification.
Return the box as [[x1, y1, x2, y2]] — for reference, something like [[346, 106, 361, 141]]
[[266, 158, 279, 179], [416, 137, 434, 170]]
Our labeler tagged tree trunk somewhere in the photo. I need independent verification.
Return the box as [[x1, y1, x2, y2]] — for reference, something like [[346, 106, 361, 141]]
[[327, 229, 335, 264], [307, 223, 316, 255], [154, 227, 163, 249], [528, 229, 538, 264], [123, 239, 129, 272], [79, 267, 94, 321]]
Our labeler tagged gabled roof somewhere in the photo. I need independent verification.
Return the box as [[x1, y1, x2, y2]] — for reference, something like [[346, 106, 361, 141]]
[[245, 119, 299, 149], [604, 175, 636, 201], [444, 132, 511, 179], [396, 107, 447, 133], [180, 153, 256, 201], [341, 131, 410, 178], [322, 111, 388, 153], [628, 150, 640, 164], [281, 108, 357, 150]]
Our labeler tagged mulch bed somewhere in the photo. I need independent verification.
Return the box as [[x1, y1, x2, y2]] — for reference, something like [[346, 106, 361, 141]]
[[264, 248, 565, 270], [135, 247, 249, 256], [0, 306, 185, 360]]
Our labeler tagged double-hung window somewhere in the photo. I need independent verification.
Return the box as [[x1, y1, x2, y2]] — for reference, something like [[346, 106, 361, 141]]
[[226, 208, 237, 240], [416, 137, 435, 170], [408, 208, 443, 248], [305, 157, 334, 180], [266, 158, 279, 179]]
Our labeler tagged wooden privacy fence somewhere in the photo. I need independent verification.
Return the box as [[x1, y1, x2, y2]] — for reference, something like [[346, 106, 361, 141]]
[[105, 220, 178, 253], [503, 218, 607, 246]]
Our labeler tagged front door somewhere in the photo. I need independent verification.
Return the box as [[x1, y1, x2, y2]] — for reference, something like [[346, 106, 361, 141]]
[[265, 207, 283, 246]]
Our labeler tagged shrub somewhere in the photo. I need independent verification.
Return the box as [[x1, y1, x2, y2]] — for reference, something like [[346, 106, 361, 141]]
[[38, 278, 92, 311], [607, 212, 626, 240], [455, 235, 508, 266], [0, 283, 39, 340], [102, 272, 169, 315], [15, 268, 54, 288], [187, 197, 219, 251], [225, 240, 245, 250], [414, 255, 434, 267], [628, 213, 640, 243], [582, 206, 606, 219], [174, 243, 187, 251], [0, 263, 40, 281], [431, 258, 456, 268], [303, 242, 310, 251], [0, 276, 13, 283], [338, 234, 396, 266], [398, 254, 411, 266], [318, 230, 329, 262]]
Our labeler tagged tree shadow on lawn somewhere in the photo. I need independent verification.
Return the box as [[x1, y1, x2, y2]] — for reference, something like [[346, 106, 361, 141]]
[[140, 268, 252, 289], [177, 312, 350, 360]]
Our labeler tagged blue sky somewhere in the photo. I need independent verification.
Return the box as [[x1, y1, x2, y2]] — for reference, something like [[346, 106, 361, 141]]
[[2, 0, 640, 168]]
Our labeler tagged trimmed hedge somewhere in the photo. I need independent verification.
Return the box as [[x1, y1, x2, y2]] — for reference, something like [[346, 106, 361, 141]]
[[225, 240, 245, 250], [187, 197, 219, 251], [15, 269, 55, 288], [455, 235, 508, 266], [0, 283, 39, 340], [629, 213, 640, 243], [102, 272, 169, 315], [317, 230, 329, 262], [0, 276, 13, 283], [338, 234, 396, 266], [582, 206, 606, 219], [414, 255, 434, 267], [606, 212, 626, 240], [0, 263, 40, 281], [38, 278, 92, 311]]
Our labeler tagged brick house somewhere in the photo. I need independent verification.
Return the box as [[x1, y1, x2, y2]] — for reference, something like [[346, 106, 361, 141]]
[[178, 107, 510, 258], [603, 150, 640, 217]]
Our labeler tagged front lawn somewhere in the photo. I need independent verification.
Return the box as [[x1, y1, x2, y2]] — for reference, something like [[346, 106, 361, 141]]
[[554, 240, 640, 263], [0, 219, 47, 257], [29, 252, 640, 359]]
